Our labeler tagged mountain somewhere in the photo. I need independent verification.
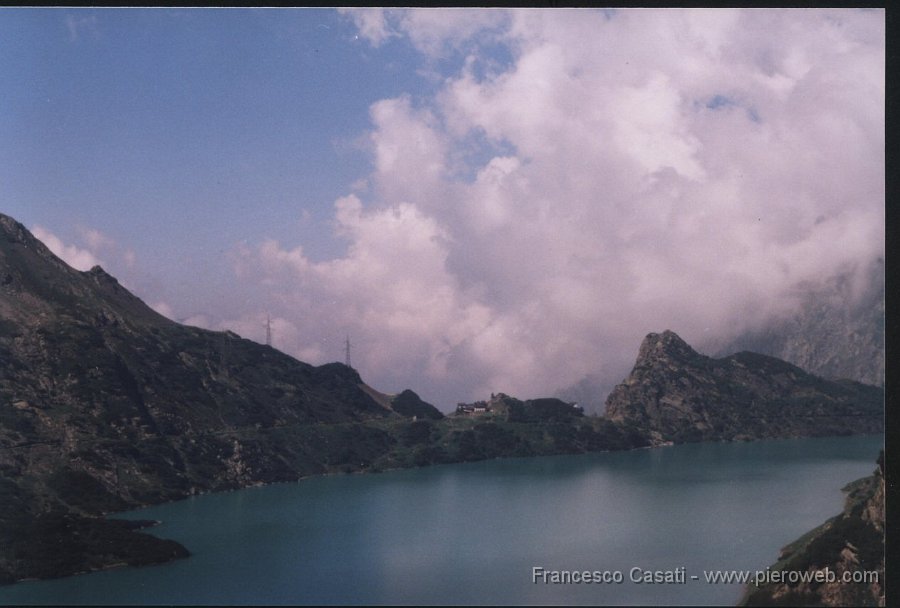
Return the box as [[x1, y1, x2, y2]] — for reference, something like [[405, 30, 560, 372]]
[[388, 389, 445, 420], [0, 212, 883, 586], [605, 330, 883, 443], [558, 264, 884, 415], [0, 212, 647, 584], [742, 452, 885, 606], [713, 264, 885, 388], [0, 213, 427, 582]]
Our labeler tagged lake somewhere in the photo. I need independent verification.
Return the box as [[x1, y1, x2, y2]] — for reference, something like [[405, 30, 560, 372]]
[[0, 434, 883, 606]]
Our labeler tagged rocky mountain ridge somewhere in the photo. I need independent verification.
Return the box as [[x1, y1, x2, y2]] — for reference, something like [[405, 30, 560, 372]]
[[605, 330, 883, 443], [714, 262, 885, 388], [557, 262, 884, 414], [0, 212, 437, 582]]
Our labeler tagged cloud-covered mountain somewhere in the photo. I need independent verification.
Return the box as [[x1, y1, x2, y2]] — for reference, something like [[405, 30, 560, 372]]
[[8, 10, 884, 416], [559, 259, 884, 415], [224, 9, 884, 410], [711, 260, 884, 387]]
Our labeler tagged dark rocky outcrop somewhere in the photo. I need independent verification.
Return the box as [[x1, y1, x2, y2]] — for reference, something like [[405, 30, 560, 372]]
[[390, 389, 444, 420], [605, 330, 883, 444], [742, 452, 885, 606], [0, 213, 401, 583]]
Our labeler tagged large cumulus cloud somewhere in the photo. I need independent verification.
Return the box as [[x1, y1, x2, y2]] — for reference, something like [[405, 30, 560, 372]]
[[233, 9, 884, 409]]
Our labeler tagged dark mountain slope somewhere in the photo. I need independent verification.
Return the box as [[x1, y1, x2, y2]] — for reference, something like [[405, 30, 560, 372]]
[[389, 389, 445, 420], [0, 213, 399, 582], [605, 330, 883, 443]]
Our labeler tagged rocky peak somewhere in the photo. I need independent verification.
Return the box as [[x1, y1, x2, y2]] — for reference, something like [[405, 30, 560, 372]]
[[88, 264, 112, 277], [712, 262, 884, 387], [390, 389, 444, 420], [606, 329, 883, 443], [1, 213, 58, 262], [635, 330, 701, 366], [86, 264, 122, 289], [0, 212, 29, 239]]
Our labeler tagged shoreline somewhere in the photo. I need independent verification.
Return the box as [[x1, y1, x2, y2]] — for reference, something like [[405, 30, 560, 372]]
[[3, 425, 884, 589], [0, 417, 884, 585], [1, 434, 884, 602]]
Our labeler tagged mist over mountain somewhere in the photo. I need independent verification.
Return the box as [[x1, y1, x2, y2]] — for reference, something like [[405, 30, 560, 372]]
[[15, 9, 880, 414], [553, 374, 616, 418], [711, 261, 884, 387], [557, 261, 884, 416]]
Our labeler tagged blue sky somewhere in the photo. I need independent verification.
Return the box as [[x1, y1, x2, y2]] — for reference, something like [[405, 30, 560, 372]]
[[1, 9, 885, 410], [2, 9, 435, 296]]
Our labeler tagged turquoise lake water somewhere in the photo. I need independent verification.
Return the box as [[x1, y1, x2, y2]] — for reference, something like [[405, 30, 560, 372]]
[[0, 434, 883, 606]]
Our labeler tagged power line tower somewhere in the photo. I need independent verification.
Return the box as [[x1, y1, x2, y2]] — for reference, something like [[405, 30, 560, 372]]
[[265, 314, 272, 347], [345, 335, 352, 368]]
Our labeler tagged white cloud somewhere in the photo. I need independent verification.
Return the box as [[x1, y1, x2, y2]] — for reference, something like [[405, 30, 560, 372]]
[[339, 8, 394, 47], [182, 313, 212, 330], [395, 9, 507, 57], [79, 226, 115, 251], [236, 195, 496, 387], [32, 226, 103, 271], [363, 96, 462, 224], [32, 224, 144, 282], [610, 73, 706, 181], [152, 301, 175, 320], [235, 8, 883, 410], [343, 8, 507, 57], [75, 226, 142, 269]]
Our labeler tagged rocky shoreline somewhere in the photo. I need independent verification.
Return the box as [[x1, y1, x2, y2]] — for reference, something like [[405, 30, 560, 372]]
[[741, 451, 885, 606], [0, 405, 653, 585]]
